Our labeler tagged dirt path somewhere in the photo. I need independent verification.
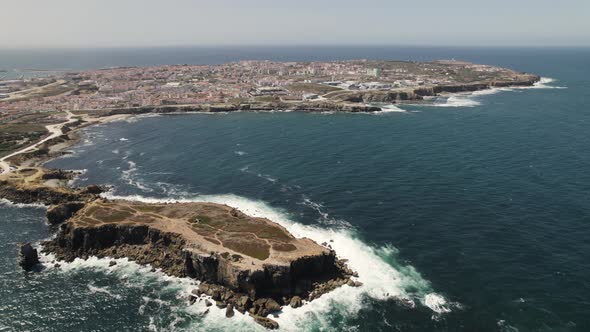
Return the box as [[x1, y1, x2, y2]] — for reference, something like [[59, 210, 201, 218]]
[[2, 80, 67, 102], [0, 110, 76, 174]]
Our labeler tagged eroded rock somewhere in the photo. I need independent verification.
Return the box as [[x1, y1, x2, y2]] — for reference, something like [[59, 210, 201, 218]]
[[289, 296, 302, 308], [46, 202, 85, 225], [252, 315, 279, 330], [18, 243, 39, 271], [225, 304, 235, 318]]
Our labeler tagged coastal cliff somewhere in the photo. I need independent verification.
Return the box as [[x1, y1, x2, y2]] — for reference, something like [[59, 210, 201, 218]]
[[329, 76, 540, 103], [94, 101, 383, 117], [43, 221, 351, 300], [0, 166, 358, 329], [76, 74, 540, 117], [7, 189, 360, 329]]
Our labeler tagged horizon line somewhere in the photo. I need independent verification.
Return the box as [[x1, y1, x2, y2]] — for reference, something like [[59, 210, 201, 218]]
[[1, 44, 590, 51]]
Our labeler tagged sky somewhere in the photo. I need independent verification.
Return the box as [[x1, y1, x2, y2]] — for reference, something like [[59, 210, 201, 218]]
[[1, 0, 589, 48]]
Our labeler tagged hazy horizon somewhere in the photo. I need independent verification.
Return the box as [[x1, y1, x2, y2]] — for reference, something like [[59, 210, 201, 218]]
[[2, 45, 590, 51], [1, 0, 588, 48]]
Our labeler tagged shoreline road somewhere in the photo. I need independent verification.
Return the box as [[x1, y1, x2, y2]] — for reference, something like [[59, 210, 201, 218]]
[[0, 110, 76, 174]]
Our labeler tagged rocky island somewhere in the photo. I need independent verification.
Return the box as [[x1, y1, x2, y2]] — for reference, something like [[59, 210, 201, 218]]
[[1, 167, 358, 329]]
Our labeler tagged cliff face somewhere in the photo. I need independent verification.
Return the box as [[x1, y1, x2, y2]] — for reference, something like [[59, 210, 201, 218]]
[[334, 76, 541, 104], [43, 222, 350, 301], [43, 223, 190, 275], [101, 102, 382, 116], [0, 181, 84, 205], [0, 180, 105, 206]]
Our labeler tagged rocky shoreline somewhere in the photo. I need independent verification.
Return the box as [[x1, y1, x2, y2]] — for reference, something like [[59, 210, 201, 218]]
[[1, 168, 359, 329], [42, 219, 360, 328], [75, 75, 540, 117], [329, 76, 540, 103]]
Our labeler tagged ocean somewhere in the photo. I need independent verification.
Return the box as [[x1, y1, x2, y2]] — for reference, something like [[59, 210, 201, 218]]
[[1, 46, 589, 331]]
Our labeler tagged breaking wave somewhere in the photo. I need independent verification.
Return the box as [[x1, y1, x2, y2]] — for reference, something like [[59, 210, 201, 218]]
[[121, 161, 154, 193], [524, 77, 567, 90], [435, 94, 482, 108], [87, 283, 123, 300], [376, 104, 407, 113], [99, 191, 455, 330], [431, 77, 566, 108], [298, 196, 352, 228], [0, 198, 46, 209], [239, 165, 278, 183]]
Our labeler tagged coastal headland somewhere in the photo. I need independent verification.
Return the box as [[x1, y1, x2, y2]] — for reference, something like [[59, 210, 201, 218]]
[[0, 59, 541, 328], [2, 167, 359, 329]]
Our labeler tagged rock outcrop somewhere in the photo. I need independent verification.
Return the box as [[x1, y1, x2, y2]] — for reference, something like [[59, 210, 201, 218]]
[[0, 180, 83, 205], [46, 202, 86, 225], [0, 168, 105, 206], [41, 200, 360, 329], [44, 221, 352, 299], [18, 243, 40, 271], [289, 296, 302, 308], [252, 316, 279, 330], [99, 101, 383, 117]]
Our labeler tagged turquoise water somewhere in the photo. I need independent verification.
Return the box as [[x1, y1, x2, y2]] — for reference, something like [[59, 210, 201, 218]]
[[1, 47, 590, 331]]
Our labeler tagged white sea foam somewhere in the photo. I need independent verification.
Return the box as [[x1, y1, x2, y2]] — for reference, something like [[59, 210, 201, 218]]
[[497, 319, 520, 332], [471, 87, 513, 96], [258, 173, 277, 183], [99, 191, 454, 329], [377, 104, 407, 113], [430, 77, 565, 108], [434, 94, 482, 108], [423, 293, 451, 314], [38, 252, 254, 330], [299, 196, 352, 228], [0, 198, 46, 209], [39, 253, 198, 295], [154, 181, 193, 197], [82, 138, 94, 146], [239, 165, 278, 183], [121, 161, 153, 192], [523, 77, 567, 89], [87, 284, 123, 300], [119, 138, 129, 141], [234, 151, 248, 156]]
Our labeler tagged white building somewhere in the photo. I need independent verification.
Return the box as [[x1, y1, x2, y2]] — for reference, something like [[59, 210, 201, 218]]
[[367, 68, 382, 77]]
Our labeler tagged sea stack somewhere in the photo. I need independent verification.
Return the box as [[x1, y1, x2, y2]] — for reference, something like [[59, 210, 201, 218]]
[[18, 243, 40, 271]]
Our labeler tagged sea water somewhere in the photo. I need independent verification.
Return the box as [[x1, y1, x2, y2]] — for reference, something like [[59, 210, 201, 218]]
[[1, 46, 589, 331]]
